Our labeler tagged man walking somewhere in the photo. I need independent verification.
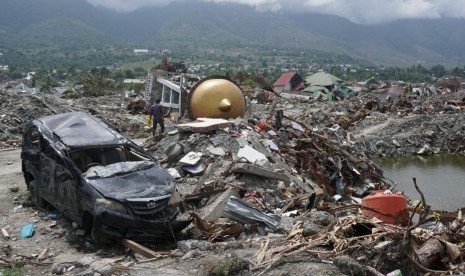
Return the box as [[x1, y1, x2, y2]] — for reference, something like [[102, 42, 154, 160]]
[[150, 99, 166, 136]]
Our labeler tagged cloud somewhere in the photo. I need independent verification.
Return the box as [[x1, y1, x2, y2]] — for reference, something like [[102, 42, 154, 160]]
[[86, 0, 465, 23], [86, 0, 174, 12], [204, 0, 282, 12], [299, 0, 439, 24]]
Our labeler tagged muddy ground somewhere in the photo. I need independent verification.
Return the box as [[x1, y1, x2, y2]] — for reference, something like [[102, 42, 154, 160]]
[[1, 88, 465, 275]]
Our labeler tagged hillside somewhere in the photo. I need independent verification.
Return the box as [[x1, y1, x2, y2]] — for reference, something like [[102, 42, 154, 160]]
[[1, 0, 465, 66]]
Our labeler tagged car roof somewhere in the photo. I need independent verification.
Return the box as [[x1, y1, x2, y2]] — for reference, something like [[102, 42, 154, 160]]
[[36, 112, 127, 148]]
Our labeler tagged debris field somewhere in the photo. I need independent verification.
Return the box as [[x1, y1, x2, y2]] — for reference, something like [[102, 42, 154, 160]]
[[1, 87, 465, 275]]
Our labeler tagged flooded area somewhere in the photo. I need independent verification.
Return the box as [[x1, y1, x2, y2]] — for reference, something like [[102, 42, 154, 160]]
[[379, 154, 465, 211]]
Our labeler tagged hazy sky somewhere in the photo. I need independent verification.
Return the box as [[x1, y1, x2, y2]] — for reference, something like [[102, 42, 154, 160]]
[[86, 0, 465, 24]]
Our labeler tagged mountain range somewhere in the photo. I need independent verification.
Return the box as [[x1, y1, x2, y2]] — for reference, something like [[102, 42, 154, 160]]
[[1, 0, 465, 66]]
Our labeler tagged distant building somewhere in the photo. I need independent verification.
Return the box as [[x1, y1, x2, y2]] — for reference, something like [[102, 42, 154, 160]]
[[123, 79, 146, 97], [161, 49, 172, 56], [134, 49, 149, 55], [123, 79, 145, 84], [273, 72, 304, 94]]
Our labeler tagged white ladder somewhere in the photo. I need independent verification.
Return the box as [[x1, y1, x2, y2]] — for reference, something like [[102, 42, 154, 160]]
[[144, 72, 153, 101]]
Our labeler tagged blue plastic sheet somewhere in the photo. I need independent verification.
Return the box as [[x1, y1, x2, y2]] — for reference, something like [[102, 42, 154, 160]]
[[20, 223, 35, 238]]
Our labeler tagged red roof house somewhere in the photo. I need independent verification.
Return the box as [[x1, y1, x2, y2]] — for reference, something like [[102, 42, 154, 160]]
[[273, 72, 305, 93]]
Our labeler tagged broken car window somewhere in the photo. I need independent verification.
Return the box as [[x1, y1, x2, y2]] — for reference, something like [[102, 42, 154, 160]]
[[84, 160, 155, 179]]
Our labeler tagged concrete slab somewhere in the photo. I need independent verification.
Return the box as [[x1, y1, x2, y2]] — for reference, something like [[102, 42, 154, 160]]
[[177, 118, 229, 133], [237, 145, 267, 163], [200, 188, 240, 222], [232, 163, 290, 184]]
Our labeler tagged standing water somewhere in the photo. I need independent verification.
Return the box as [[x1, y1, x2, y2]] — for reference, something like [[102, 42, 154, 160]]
[[379, 154, 465, 211]]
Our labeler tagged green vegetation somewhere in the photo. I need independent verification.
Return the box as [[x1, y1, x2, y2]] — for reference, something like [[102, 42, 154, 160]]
[[2, 264, 25, 276], [1, 0, 465, 70], [209, 256, 248, 276], [3, 43, 465, 90], [74, 69, 122, 97], [1, 0, 465, 86]]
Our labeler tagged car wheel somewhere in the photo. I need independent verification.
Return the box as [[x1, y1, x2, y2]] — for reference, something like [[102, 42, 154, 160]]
[[90, 218, 112, 245], [29, 180, 46, 208], [91, 227, 112, 245]]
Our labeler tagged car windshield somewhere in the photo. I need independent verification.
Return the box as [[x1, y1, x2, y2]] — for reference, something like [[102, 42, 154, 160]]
[[70, 145, 152, 173], [84, 160, 155, 179]]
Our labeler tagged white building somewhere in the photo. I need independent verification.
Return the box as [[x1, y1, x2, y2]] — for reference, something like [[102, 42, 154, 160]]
[[133, 49, 149, 55]]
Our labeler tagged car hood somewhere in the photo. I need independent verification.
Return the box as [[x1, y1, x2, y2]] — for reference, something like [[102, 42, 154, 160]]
[[85, 161, 175, 200]]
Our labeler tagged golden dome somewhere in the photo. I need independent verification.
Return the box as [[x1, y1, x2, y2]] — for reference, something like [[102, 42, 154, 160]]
[[188, 77, 246, 120]]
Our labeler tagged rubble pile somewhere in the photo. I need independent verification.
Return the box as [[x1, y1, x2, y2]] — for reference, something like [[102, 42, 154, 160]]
[[137, 103, 394, 273], [2, 86, 465, 274], [138, 92, 465, 275], [147, 105, 389, 200], [280, 91, 465, 157], [0, 90, 148, 149], [126, 97, 147, 114]]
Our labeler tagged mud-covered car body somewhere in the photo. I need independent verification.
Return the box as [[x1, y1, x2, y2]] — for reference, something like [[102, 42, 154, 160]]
[[21, 112, 190, 240]]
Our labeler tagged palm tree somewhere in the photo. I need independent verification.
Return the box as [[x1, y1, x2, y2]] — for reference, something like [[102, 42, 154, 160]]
[[41, 75, 58, 93], [75, 70, 124, 97]]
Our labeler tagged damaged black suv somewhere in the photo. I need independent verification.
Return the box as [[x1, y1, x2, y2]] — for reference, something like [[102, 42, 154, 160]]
[[21, 112, 190, 241]]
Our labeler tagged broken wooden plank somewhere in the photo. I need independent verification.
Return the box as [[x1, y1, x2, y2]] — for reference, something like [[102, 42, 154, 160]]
[[5, 139, 22, 144], [1, 228, 10, 239], [37, 248, 49, 261], [190, 212, 244, 242], [121, 239, 162, 259], [184, 188, 228, 202]]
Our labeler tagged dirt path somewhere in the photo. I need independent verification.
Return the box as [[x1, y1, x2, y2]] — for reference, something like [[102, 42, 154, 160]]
[[353, 117, 393, 138], [0, 148, 117, 275]]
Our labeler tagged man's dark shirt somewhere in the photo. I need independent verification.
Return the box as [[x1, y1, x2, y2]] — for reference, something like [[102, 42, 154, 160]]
[[150, 103, 163, 119]]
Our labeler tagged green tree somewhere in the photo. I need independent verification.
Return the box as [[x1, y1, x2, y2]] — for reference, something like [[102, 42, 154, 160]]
[[431, 64, 447, 78], [134, 66, 146, 76], [41, 75, 59, 93], [75, 71, 117, 97], [124, 69, 135, 79]]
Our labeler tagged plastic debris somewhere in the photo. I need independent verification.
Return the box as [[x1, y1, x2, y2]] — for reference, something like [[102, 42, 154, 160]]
[[223, 196, 279, 231], [20, 223, 35, 238], [179, 152, 202, 165]]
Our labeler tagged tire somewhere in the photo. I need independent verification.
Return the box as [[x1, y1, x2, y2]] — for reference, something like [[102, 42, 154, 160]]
[[29, 180, 46, 208], [90, 216, 112, 245]]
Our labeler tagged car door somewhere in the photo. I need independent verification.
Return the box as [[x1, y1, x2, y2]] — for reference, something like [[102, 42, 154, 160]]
[[38, 138, 56, 206], [55, 159, 80, 222]]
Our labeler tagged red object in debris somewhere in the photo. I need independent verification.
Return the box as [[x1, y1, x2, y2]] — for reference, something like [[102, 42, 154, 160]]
[[245, 191, 259, 198], [362, 190, 407, 224], [256, 122, 267, 131]]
